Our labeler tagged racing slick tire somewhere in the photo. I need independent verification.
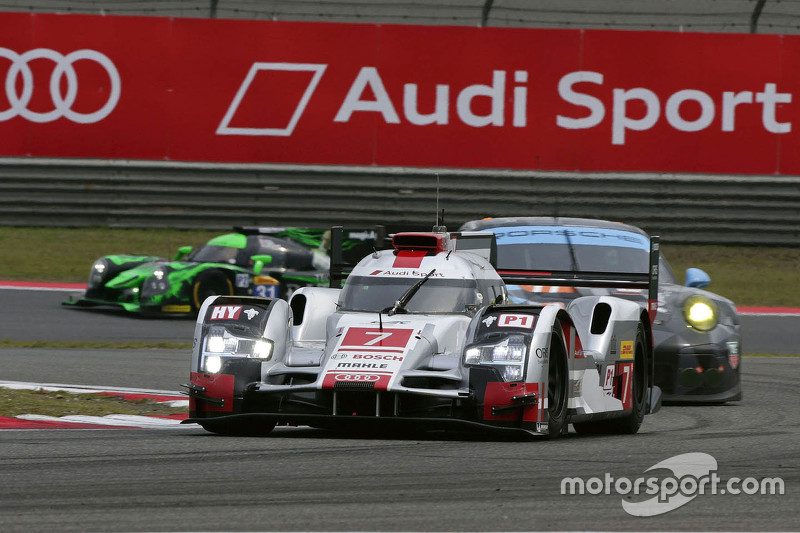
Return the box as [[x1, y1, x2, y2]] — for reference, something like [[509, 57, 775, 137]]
[[192, 270, 234, 312], [199, 418, 277, 437], [573, 322, 648, 435], [546, 324, 569, 439]]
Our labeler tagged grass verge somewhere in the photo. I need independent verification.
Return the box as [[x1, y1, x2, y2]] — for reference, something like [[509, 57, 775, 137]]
[[0, 339, 191, 350], [0, 388, 186, 418]]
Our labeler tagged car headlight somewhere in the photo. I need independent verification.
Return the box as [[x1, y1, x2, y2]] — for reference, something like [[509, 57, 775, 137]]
[[204, 355, 222, 374], [683, 295, 718, 331], [88, 259, 109, 288], [252, 339, 274, 359], [464, 335, 527, 382], [141, 269, 169, 297], [201, 326, 274, 374]]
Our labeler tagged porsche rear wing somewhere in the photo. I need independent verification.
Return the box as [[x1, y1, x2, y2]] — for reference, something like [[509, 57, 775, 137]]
[[498, 236, 661, 324]]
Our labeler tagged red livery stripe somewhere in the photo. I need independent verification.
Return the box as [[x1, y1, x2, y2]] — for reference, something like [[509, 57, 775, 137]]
[[392, 250, 427, 268]]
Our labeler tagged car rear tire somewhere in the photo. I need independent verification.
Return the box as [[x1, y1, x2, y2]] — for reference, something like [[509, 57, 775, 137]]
[[192, 270, 233, 311], [573, 322, 648, 435]]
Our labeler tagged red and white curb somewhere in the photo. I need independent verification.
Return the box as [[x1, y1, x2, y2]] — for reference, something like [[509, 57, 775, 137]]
[[736, 306, 800, 316], [0, 380, 191, 430], [0, 280, 86, 292]]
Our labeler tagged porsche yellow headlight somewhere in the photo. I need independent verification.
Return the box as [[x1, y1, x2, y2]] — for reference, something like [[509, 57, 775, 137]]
[[683, 295, 718, 331]]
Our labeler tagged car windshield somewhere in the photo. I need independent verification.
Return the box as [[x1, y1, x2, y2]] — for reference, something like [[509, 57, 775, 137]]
[[339, 276, 481, 314], [187, 245, 240, 265], [493, 225, 650, 274]]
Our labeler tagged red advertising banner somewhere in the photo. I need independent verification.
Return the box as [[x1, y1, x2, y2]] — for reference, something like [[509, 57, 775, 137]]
[[1, 12, 799, 174]]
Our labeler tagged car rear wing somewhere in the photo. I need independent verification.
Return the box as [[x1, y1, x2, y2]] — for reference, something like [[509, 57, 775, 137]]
[[497, 236, 660, 324]]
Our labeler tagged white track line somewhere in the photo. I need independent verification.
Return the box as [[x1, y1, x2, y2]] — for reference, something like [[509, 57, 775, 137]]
[[16, 414, 186, 428], [0, 380, 183, 397]]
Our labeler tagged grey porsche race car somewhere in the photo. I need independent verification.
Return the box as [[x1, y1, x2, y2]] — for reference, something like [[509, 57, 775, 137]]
[[459, 217, 742, 404], [182, 226, 662, 437]]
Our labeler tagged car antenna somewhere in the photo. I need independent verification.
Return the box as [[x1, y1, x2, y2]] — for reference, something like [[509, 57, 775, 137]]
[[435, 173, 439, 227], [433, 174, 447, 233]]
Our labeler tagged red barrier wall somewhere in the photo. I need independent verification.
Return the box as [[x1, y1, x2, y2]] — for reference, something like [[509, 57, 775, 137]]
[[1, 12, 798, 174]]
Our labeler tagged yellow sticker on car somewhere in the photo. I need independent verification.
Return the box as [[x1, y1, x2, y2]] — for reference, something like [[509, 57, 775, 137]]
[[254, 276, 279, 285], [162, 305, 191, 313], [620, 340, 634, 359]]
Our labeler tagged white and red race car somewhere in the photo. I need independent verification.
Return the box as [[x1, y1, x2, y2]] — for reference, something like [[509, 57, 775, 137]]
[[183, 227, 662, 437]]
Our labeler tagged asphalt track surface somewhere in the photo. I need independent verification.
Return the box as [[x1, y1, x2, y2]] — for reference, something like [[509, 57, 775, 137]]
[[0, 288, 798, 532]]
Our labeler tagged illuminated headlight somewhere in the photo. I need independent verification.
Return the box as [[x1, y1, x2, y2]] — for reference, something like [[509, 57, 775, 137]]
[[205, 334, 237, 353], [204, 355, 222, 374], [88, 259, 108, 288], [464, 335, 527, 382], [252, 339, 274, 360], [683, 295, 718, 332], [153, 269, 165, 281], [201, 326, 274, 373]]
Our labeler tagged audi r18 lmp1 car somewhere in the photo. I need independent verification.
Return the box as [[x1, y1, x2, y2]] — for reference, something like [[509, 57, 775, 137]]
[[63, 227, 377, 316], [458, 217, 742, 404], [182, 226, 662, 437]]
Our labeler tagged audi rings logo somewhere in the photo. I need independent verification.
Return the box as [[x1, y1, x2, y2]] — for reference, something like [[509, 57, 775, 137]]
[[334, 374, 381, 382], [0, 48, 120, 124]]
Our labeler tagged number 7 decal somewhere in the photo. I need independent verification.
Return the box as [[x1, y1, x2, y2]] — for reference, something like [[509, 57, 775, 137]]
[[341, 327, 414, 348], [363, 331, 394, 346], [615, 362, 634, 410]]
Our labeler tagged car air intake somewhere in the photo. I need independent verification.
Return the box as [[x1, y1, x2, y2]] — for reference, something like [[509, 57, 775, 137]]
[[333, 381, 376, 391], [392, 232, 447, 252]]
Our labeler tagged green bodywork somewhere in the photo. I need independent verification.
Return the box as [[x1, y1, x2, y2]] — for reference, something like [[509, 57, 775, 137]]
[[99, 258, 250, 312], [206, 233, 248, 248], [64, 227, 377, 316], [274, 228, 373, 253]]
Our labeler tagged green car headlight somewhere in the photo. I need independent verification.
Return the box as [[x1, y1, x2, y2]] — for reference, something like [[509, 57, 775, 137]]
[[142, 269, 170, 297], [88, 259, 109, 288], [683, 295, 718, 332]]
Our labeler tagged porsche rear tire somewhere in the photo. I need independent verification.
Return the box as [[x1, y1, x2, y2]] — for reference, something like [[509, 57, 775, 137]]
[[192, 270, 234, 311]]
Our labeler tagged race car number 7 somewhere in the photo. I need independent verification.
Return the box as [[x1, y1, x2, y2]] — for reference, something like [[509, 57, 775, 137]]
[[363, 331, 394, 346], [341, 327, 414, 348], [620, 365, 631, 404], [615, 362, 634, 409]]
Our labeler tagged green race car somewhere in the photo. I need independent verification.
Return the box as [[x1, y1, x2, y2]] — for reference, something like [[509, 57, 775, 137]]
[[63, 227, 378, 316]]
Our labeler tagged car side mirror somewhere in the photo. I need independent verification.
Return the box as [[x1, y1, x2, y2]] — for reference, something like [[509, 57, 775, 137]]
[[685, 267, 711, 288], [251, 254, 273, 275], [173, 246, 192, 261]]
